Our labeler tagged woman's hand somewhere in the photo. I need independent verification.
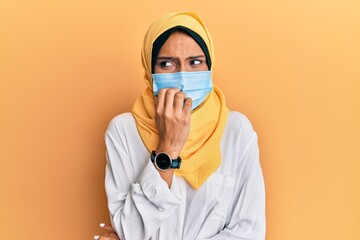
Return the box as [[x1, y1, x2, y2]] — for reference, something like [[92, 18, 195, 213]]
[[155, 88, 192, 158], [94, 223, 120, 240]]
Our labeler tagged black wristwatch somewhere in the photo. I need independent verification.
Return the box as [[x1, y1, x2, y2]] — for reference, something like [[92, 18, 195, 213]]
[[150, 151, 181, 171]]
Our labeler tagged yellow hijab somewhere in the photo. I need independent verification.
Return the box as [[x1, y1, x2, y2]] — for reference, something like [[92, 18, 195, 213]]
[[132, 12, 229, 189]]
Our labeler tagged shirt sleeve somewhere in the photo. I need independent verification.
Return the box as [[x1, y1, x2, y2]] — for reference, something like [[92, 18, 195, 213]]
[[104, 120, 182, 240], [199, 133, 266, 240]]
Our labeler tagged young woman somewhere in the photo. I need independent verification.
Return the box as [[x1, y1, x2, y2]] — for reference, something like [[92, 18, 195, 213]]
[[95, 11, 266, 240]]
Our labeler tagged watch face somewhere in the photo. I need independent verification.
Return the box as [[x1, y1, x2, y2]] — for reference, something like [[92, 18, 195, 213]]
[[155, 153, 171, 170]]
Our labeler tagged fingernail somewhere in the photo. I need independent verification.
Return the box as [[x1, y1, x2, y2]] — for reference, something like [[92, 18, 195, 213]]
[[100, 223, 105, 228], [94, 236, 99, 240]]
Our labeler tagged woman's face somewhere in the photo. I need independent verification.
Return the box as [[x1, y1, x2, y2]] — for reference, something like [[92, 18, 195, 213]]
[[154, 31, 209, 74]]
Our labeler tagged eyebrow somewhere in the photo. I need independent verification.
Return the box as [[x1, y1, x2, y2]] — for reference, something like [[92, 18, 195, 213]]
[[156, 55, 206, 61]]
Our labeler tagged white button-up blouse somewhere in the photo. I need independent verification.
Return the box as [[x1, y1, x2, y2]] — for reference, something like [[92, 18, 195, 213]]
[[105, 111, 266, 240]]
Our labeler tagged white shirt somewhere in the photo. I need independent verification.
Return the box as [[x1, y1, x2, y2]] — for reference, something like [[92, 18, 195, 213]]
[[105, 111, 266, 240]]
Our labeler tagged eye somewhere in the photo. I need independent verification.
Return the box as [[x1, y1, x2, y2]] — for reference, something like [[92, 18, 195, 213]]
[[159, 61, 174, 68], [190, 59, 203, 65]]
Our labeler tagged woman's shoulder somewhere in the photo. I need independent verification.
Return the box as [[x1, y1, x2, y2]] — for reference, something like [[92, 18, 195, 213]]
[[106, 112, 136, 135], [219, 111, 259, 175], [225, 111, 256, 139], [221, 111, 258, 156]]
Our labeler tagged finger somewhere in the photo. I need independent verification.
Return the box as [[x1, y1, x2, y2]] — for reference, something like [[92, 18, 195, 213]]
[[109, 232, 120, 238], [173, 91, 186, 114], [100, 223, 116, 232], [164, 88, 179, 110], [96, 233, 120, 240], [156, 88, 167, 110], [96, 233, 118, 239], [183, 98, 192, 117], [97, 236, 118, 240]]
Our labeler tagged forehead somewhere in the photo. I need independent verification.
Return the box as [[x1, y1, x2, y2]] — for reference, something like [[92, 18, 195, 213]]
[[157, 31, 205, 57]]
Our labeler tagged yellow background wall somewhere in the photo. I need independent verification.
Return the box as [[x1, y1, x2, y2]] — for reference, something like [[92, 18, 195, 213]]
[[1, 0, 359, 239]]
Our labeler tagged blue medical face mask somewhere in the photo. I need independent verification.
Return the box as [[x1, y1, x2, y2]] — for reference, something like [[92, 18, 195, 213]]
[[152, 71, 213, 111]]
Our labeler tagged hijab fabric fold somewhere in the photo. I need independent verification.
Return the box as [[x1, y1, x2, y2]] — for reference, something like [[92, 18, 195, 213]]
[[132, 12, 229, 189]]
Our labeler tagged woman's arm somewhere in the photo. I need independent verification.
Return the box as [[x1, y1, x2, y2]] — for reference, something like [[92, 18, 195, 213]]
[[105, 88, 191, 240], [105, 114, 183, 240]]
